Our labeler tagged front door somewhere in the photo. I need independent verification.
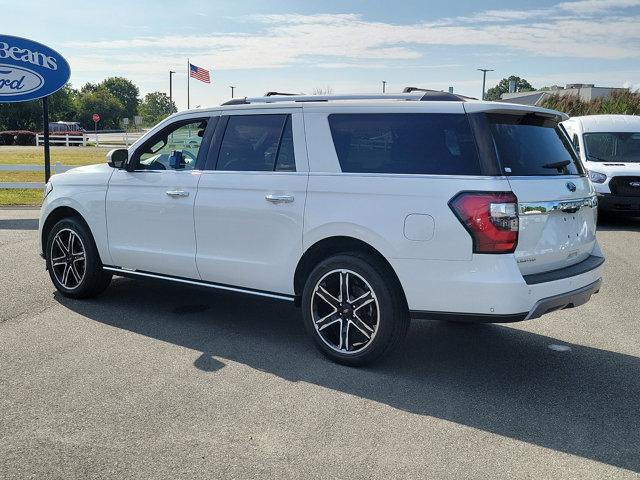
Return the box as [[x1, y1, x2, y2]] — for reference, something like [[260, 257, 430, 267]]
[[106, 116, 216, 279], [195, 110, 308, 294]]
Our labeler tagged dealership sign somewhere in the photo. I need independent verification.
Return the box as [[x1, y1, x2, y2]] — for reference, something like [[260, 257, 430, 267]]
[[0, 35, 70, 103]]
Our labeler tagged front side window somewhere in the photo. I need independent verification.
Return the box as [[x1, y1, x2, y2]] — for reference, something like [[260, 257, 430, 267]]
[[216, 114, 296, 172], [134, 118, 211, 171], [485, 113, 584, 176], [584, 132, 640, 163], [328, 113, 481, 175]]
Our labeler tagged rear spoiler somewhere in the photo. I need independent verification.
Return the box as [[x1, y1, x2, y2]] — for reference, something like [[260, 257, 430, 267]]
[[463, 103, 569, 122]]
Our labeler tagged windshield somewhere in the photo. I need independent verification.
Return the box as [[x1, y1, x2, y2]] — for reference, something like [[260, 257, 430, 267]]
[[583, 132, 640, 163], [484, 113, 584, 176]]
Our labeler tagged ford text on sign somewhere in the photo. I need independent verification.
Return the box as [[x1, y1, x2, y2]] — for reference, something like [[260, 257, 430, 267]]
[[0, 35, 70, 103]]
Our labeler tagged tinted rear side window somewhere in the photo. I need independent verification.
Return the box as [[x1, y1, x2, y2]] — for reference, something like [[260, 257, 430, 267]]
[[328, 113, 481, 175], [485, 113, 584, 176]]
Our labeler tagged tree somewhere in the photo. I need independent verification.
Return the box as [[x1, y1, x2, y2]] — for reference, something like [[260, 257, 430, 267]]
[[485, 76, 535, 101], [0, 83, 78, 131], [75, 89, 125, 130], [99, 77, 140, 120], [138, 92, 177, 125]]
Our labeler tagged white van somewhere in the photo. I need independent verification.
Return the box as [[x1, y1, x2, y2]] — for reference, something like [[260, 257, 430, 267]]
[[562, 115, 640, 214]]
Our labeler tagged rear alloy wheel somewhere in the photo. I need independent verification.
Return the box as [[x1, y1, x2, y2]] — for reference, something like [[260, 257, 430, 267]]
[[302, 254, 409, 366], [311, 269, 380, 354], [46, 217, 112, 299]]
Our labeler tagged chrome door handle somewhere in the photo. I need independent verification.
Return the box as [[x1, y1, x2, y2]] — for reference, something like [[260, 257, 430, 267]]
[[265, 194, 294, 204], [166, 190, 189, 197]]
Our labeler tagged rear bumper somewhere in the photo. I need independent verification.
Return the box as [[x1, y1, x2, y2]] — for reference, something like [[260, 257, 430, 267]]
[[392, 251, 604, 319], [410, 279, 601, 323], [597, 193, 640, 213]]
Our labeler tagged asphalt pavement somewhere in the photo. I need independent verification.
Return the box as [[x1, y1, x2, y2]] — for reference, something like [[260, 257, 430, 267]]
[[1, 208, 639, 479]]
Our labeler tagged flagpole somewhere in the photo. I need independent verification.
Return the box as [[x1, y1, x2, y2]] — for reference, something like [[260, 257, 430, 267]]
[[187, 58, 190, 109]]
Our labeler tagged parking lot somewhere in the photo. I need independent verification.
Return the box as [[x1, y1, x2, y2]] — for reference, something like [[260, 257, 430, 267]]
[[0, 207, 638, 479]]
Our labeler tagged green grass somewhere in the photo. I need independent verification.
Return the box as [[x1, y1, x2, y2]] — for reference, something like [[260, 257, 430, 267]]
[[0, 189, 43, 206], [0, 171, 50, 183], [0, 146, 109, 205], [0, 146, 110, 166]]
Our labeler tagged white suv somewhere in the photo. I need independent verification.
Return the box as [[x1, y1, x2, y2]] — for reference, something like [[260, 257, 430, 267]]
[[39, 91, 604, 365]]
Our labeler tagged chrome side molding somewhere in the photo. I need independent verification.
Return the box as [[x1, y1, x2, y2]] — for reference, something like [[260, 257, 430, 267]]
[[102, 266, 295, 301], [519, 196, 598, 215]]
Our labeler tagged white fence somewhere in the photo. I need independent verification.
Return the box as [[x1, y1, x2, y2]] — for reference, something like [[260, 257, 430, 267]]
[[0, 162, 75, 189], [36, 134, 87, 147]]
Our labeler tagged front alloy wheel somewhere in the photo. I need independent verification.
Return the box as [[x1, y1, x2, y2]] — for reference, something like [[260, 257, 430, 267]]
[[50, 228, 86, 290]]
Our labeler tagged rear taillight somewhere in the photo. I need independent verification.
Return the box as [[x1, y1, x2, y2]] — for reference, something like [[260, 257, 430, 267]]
[[449, 192, 519, 254]]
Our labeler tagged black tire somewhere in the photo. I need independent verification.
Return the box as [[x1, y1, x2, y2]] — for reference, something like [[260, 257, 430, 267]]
[[301, 253, 409, 366], [45, 217, 112, 299]]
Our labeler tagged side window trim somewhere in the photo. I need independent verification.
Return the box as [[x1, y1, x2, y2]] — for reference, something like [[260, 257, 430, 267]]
[[272, 115, 289, 171], [193, 116, 220, 170], [204, 115, 230, 171]]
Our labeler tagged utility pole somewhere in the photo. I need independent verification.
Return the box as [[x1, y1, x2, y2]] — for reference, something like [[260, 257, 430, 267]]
[[230, 86, 235, 98], [382, 80, 387, 93], [169, 70, 175, 105], [477, 68, 494, 100]]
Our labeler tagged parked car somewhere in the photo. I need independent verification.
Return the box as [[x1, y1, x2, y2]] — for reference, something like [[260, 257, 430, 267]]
[[48, 121, 85, 134], [39, 92, 604, 365], [562, 114, 640, 214]]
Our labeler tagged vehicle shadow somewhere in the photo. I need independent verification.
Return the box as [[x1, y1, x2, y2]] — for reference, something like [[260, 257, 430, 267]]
[[0, 218, 39, 230], [56, 277, 639, 473], [597, 214, 640, 232]]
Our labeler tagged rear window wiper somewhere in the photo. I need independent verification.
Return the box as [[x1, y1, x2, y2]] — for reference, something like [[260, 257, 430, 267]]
[[542, 160, 571, 171]]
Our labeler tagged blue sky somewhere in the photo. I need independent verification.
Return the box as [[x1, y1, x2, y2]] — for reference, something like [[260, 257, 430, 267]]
[[4, 0, 640, 109]]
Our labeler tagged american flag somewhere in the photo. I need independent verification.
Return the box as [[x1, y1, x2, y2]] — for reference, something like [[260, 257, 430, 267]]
[[189, 63, 210, 83]]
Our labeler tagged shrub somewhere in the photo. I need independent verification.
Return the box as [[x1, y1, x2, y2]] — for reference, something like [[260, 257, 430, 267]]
[[540, 90, 640, 116], [15, 131, 36, 146], [0, 131, 15, 145]]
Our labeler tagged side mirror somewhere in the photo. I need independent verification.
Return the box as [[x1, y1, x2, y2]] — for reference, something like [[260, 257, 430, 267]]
[[107, 148, 128, 169]]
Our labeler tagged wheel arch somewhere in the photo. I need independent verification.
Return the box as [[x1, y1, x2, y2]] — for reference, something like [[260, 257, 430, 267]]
[[41, 206, 97, 261], [293, 235, 407, 309]]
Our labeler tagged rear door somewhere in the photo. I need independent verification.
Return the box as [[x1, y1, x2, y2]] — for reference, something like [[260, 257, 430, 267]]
[[465, 105, 597, 276]]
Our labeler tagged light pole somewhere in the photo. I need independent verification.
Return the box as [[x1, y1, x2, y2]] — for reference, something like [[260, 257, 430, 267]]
[[169, 70, 176, 105], [477, 68, 494, 100], [230, 86, 236, 98], [382, 80, 387, 93]]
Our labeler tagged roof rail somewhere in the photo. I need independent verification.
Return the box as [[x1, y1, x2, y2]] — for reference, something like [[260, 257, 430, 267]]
[[403, 86, 477, 102], [244, 93, 425, 104], [264, 91, 297, 97]]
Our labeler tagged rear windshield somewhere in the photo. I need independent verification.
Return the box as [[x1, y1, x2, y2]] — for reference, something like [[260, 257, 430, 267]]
[[485, 113, 584, 176], [328, 113, 481, 175], [583, 132, 640, 163]]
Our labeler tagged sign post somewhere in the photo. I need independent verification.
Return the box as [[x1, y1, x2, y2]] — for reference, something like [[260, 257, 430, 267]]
[[42, 97, 51, 181], [92, 113, 100, 147], [0, 35, 71, 185]]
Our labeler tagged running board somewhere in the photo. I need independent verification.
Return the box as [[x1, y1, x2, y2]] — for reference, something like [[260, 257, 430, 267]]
[[102, 266, 295, 302]]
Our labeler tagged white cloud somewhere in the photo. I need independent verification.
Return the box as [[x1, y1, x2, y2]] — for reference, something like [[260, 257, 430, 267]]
[[557, 0, 640, 14]]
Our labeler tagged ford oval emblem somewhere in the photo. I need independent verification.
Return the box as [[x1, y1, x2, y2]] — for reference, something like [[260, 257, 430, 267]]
[[0, 35, 70, 103], [566, 182, 577, 192]]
